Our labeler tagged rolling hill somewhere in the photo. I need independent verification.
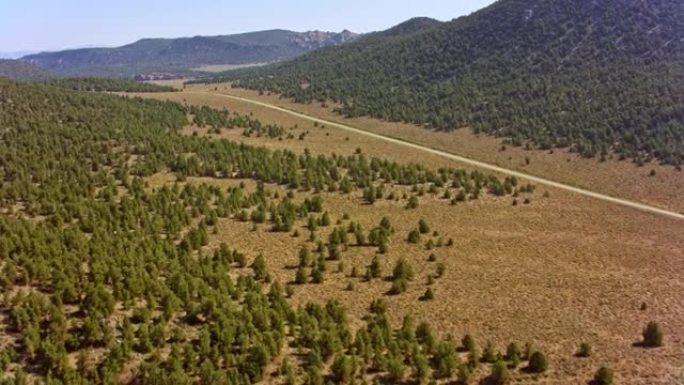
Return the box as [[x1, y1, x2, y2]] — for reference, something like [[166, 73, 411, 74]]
[[221, 0, 684, 166], [22, 29, 358, 78]]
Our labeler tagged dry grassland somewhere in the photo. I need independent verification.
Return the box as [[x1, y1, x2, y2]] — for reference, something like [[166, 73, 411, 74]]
[[142, 174, 683, 385], [135, 86, 684, 384]]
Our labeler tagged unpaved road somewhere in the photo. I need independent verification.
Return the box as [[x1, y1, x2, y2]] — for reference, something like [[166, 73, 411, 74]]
[[192, 91, 684, 221]]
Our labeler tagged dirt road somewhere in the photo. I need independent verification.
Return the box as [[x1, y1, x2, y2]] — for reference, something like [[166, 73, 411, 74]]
[[191, 91, 684, 221]]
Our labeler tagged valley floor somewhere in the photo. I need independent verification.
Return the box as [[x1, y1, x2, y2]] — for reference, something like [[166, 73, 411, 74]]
[[131, 85, 684, 384]]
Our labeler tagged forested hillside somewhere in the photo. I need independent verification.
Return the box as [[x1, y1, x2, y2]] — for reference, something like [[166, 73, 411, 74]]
[[23, 29, 358, 77], [0, 79, 539, 384], [219, 0, 684, 166]]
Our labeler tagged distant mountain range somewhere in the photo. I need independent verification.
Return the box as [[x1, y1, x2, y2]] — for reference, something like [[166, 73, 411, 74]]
[[0, 50, 39, 60], [222, 0, 684, 166], [0, 59, 52, 80], [22, 29, 358, 77]]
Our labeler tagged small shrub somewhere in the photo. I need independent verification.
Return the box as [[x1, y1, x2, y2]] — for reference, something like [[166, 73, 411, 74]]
[[321, 212, 331, 226], [392, 258, 414, 281], [462, 334, 476, 352], [407, 229, 421, 244], [490, 360, 510, 385], [285, 285, 295, 298], [406, 195, 419, 209], [418, 219, 430, 234], [456, 364, 472, 385], [436, 263, 446, 278], [330, 355, 353, 384], [522, 342, 534, 360], [527, 351, 548, 373], [467, 348, 480, 370], [311, 267, 324, 284], [509, 352, 520, 368], [421, 288, 434, 301], [386, 357, 405, 382], [642, 321, 664, 347], [505, 342, 521, 366], [481, 341, 497, 363], [369, 256, 382, 279], [593, 367, 613, 385], [505, 342, 520, 359], [389, 278, 408, 295], [576, 342, 591, 357], [295, 266, 307, 284], [426, 275, 435, 285], [251, 254, 267, 280], [425, 239, 435, 250], [378, 241, 388, 254]]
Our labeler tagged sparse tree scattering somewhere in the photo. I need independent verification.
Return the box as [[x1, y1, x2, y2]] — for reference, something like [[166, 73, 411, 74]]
[[200, 0, 684, 166], [0, 78, 554, 384], [0, 1, 679, 383]]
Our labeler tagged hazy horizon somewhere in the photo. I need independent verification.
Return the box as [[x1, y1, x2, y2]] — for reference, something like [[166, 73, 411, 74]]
[[1, 0, 496, 53]]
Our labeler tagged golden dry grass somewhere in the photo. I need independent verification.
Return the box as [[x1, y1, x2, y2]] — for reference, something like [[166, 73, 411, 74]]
[[133, 87, 684, 384], [143, 171, 684, 385]]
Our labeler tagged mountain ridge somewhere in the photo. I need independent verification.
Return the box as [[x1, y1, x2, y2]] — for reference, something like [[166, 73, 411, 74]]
[[23, 29, 359, 77], [220, 0, 684, 166]]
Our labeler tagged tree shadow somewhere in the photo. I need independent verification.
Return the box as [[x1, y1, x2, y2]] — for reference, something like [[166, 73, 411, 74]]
[[631, 340, 661, 349], [478, 375, 503, 385]]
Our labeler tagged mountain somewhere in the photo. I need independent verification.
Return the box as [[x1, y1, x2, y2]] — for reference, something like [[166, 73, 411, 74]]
[[223, 0, 684, 166], [0, 59, 52, 80], [377, 17, 442, 37], [0, 50, 39, 59], [22, 29, 358, 77]]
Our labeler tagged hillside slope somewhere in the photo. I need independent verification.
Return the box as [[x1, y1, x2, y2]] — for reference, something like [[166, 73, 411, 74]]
[[0, 59, 52, 80], [223, 0, 684, 166], [23, 29, 358, 77]]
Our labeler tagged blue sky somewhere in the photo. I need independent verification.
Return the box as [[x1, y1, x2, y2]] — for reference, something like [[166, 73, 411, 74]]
[[0, 0, 496, 52]]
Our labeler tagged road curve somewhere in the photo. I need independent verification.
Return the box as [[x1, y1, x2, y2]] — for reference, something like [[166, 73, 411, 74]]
[[191, 91, 684, 221]]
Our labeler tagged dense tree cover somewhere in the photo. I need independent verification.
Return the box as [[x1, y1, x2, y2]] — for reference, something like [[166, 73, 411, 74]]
[[204, 0, 684, 166], [0, 79, 533, 384], [44, 78, 176, 92]]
